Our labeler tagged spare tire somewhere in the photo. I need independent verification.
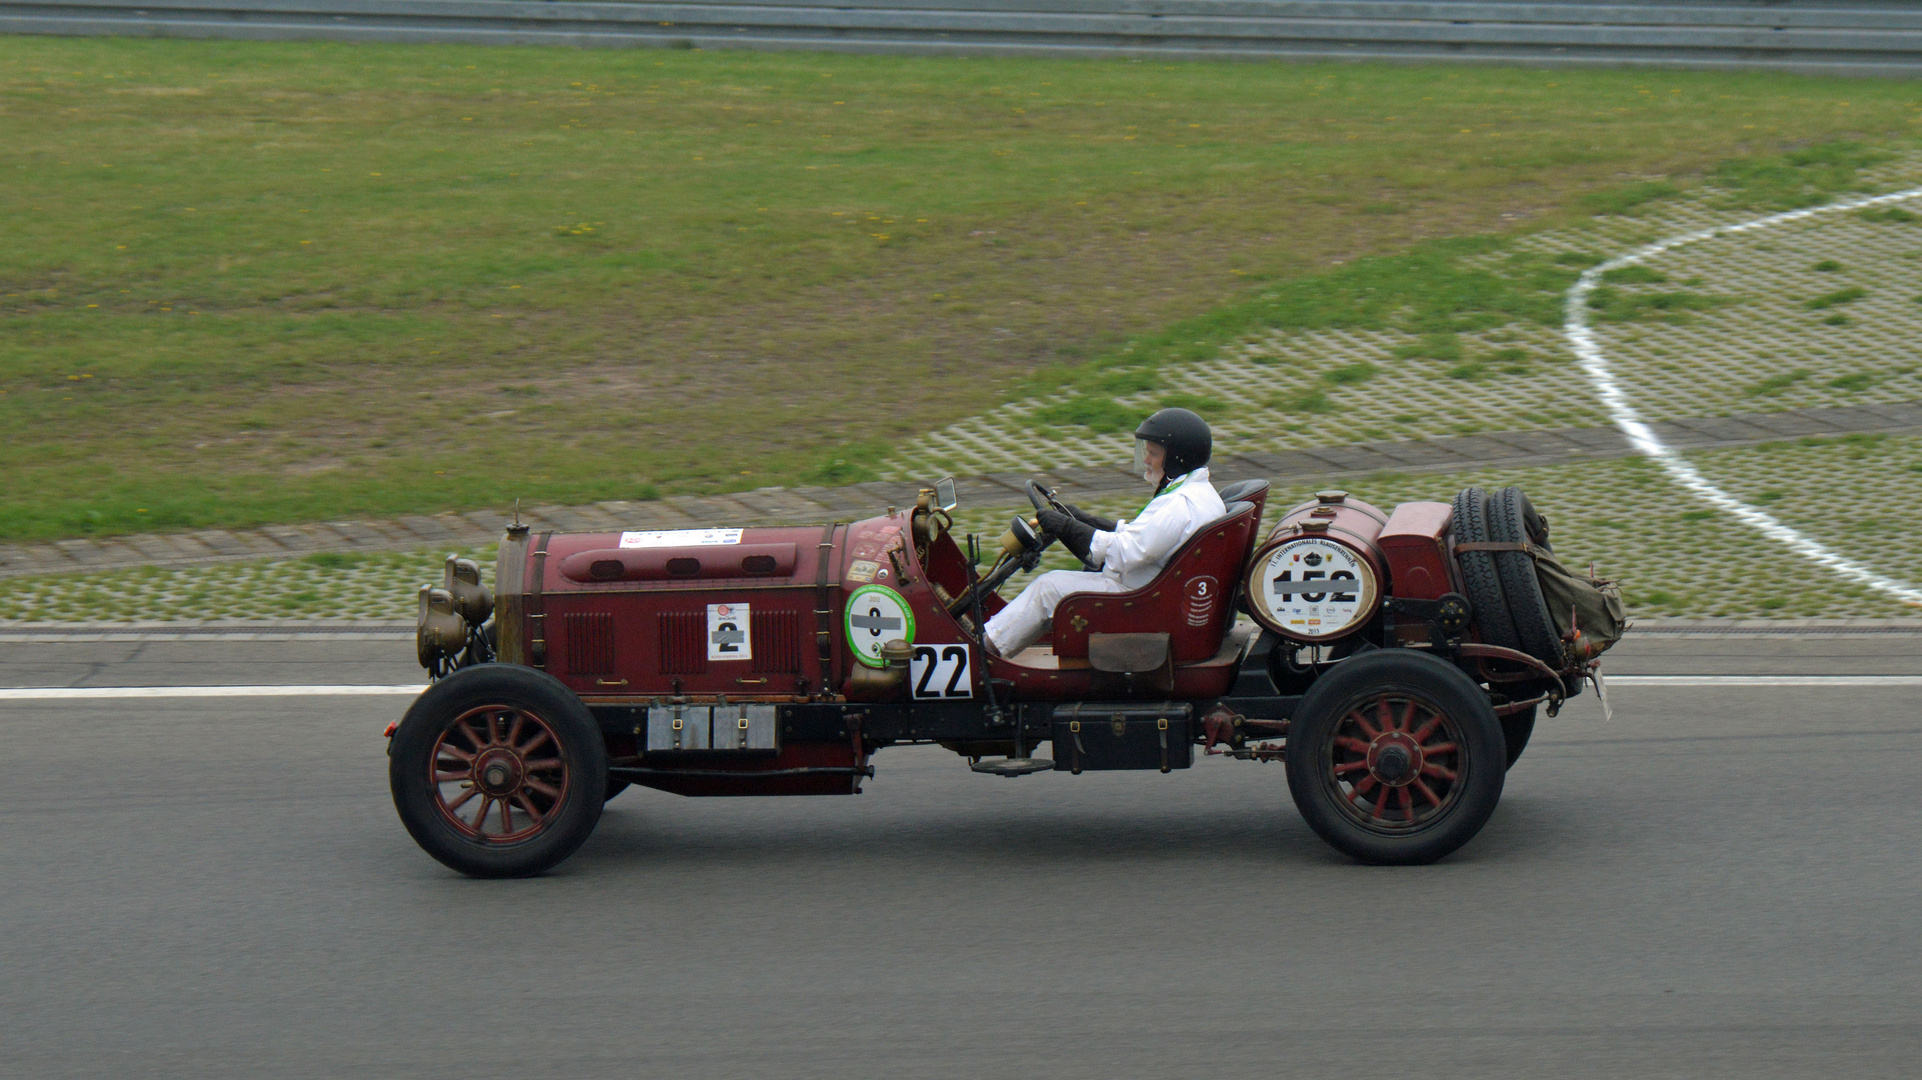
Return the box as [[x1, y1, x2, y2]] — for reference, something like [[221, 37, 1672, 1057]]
[[1451, 488, 1519, 652], [1489, 486, 1566, 670], [1521, 498, 1552, 552]]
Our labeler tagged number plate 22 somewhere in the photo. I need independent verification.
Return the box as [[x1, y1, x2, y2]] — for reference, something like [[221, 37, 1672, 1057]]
[[910, 644, 973, 699]]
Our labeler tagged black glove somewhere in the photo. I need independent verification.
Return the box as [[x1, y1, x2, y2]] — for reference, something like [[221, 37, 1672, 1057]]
[[1036, 508, 1096, 564], [1064, 503, 1118, 533]]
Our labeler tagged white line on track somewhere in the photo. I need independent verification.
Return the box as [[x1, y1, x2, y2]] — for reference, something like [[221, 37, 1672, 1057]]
[[1, 677, 1919, 700], [0, 684, 425, 700], [0, 632, 414, 642], [1563, 185, 1922, 608], [1608, 675, 1922, 687]]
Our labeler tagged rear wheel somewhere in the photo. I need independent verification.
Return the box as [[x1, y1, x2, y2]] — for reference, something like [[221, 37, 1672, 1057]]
[[1285, 649, 1505, 865], [390, 664, 607, 878], [1501, 704, 1537, 769]]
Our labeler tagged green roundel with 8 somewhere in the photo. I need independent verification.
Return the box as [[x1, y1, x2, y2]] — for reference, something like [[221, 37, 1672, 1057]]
[[845, 584, 916, 667]]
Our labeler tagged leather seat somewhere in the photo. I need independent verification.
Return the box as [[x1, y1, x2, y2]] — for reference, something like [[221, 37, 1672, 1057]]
[[1049, 500, 1262, 664], [1213, 479, 1271, 567], [1215, 478, 1270, 513]]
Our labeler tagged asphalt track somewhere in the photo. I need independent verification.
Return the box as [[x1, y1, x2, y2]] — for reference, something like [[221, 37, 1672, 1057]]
[[4, 633, 1920, 1079]]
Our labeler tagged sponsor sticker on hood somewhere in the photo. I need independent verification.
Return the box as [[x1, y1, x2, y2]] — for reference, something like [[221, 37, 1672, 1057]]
[[620, 528, 742, 549]]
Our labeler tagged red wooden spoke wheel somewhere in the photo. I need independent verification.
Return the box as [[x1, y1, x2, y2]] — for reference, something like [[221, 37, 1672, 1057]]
[[1324, 693, 1464, 832], [1285, 649, 1505, 865], [431, 705, 571, 844], [390, 665, 607, 879]]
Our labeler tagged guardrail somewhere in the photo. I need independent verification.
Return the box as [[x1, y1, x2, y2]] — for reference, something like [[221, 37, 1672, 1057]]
[[2, 1, 1919, 74]]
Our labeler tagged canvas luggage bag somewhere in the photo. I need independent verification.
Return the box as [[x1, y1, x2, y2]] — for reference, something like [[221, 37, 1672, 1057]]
[[1532, 547, 1627, 663]]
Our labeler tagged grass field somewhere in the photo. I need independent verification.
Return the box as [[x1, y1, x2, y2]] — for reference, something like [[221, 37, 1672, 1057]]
[[6, 35, 1922, 543]]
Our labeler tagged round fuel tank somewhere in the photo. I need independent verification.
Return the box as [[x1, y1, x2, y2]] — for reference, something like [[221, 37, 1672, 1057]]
[[1244, 490, 1387, 642]]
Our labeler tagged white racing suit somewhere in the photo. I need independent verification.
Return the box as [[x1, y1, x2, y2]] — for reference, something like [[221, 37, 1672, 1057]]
[[984, 467, 1226, 657]]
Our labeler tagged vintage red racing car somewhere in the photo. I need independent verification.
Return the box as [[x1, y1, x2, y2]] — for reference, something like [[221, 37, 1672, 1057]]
[[389, 478, 1619, 877]]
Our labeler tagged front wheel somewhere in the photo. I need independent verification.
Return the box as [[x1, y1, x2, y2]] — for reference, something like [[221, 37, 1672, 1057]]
[[390, 664, 607, 878], [1284, 649, 1505, 865]]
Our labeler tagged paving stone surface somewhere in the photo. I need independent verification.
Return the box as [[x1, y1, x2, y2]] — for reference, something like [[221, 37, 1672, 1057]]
[[190, 530, 256, 557], [396, 516, 457, 543], [4, 400, 1918, 582], [124, 534, 190, 561], [19, 432, 1921, 624]]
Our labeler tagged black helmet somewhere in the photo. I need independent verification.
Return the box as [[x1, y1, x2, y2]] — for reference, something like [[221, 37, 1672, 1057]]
[[1134, 407, 1212, 488]]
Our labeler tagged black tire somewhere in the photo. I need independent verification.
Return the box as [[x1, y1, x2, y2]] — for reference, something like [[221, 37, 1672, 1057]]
[[1521, 498, 1552, 552], [390, 664, 607, 878], [1285, 648, 1506, 865], [1452, 488, 1519, 652], [603, 780, 630, 804], [1489, 486, 1565, 670], [1501, 704, 1537, 770]]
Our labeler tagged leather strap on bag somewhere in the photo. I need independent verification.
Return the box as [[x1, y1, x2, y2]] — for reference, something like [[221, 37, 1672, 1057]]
[[812, 523, 840, 696]]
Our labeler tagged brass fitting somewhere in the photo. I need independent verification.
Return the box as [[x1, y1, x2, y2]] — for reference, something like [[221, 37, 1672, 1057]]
[[881, 637, 914, 670], [417, 585, 469, 668], [846, 638, 915, 701], [998, 517, 1038, 559], [444, 554, 493, 625]]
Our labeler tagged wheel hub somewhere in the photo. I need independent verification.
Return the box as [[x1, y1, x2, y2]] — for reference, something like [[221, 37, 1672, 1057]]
[[474, 748, 523, 796], [1325, 692, 1465, 832], [1367, 732, 1422, 787], [429, 705, 572, 846]]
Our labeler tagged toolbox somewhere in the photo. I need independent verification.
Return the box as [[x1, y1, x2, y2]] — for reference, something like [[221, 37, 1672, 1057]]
[[645, 703, 779, 753], [1050, 702, 1193, 773]]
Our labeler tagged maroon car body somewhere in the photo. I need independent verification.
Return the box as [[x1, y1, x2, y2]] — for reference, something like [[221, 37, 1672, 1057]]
[[390, 479, 1605, 877]]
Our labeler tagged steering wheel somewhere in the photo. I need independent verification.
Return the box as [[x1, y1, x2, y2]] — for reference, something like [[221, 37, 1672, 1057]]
[[1025, 479, 1101, 573], [1025, 479, 1070, 517]]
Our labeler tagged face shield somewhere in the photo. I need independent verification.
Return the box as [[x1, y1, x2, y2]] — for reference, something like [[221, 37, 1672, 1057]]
[[1133, 438, 1165, 486]]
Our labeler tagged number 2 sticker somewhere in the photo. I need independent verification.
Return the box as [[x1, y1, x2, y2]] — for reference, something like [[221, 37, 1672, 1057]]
[[910, 644, 973, 699], [707, 603, 752, 662]]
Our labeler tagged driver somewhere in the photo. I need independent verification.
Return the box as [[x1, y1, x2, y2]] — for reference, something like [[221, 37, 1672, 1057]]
[[983, 407, 1225, 658]]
